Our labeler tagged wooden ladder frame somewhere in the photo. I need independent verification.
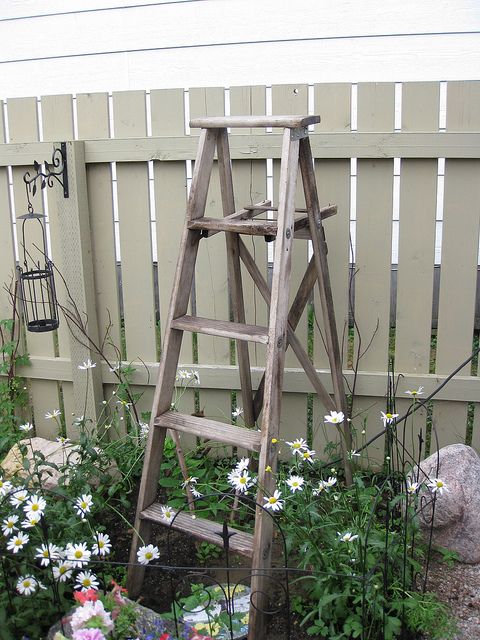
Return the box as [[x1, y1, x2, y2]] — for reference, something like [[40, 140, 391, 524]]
[[127, 116, 351, 640]]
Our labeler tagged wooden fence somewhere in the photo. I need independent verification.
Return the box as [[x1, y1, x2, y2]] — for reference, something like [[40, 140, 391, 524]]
[[1, 81, 480, 459]]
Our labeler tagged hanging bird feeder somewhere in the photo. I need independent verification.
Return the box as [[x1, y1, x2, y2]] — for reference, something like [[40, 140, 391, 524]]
[[17, 144, 68, 333]]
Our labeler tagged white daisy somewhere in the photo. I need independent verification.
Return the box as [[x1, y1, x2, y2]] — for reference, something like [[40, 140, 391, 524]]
[[191, 487, 203, 498], [16, 575, 38, 596], [300, 449, 316, 464], [285, 438, 308, 454], [78, 359, 96, 370], [56, 436, 70, 446], [324, 476, 337, 489], [10, 489, 29, 507], [24, 494, 47, 519], [338, 532, 359, 543], [381, 411, 399, 427], [160, 505, 175, 524], [22, 514, 41, 528], [92, 532, 112, 556], [45, 409, 61, 420], [229, 470, 253, 494], [0, 477, 13, 497], [232, 407, 243, 419], [7, 531, 29, 553], [19, 422, 34, 432], [427, 478, 448, 496], [286, 475, 305, 493], [53, 561, 73, 582], [75, 570, 100, 591], [236, 457, 250, 472], [2, 514, 19, 537], [66, 542, 91, 568], [35, 543, 61, 566], [324, 411, 345, 424], [407, 480, 420, 494], [137, 544, 160, 565], [181, 476, 199, 489], [263, 490, 284, 512], [347, 450, 361, 460], [405, 386, 424, 397], [75, 494, 93, 518]]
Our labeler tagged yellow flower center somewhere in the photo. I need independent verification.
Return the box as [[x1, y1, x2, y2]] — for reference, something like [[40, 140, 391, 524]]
[[99, 541, 104, 548], [292, 443, 301, 449], [31, 504, 39, 511], [75, 550, 83, 558], [23, 581, 31, 588], [268, 497, 277, 504], [386, 413, 393, 419], [60, 567, 66, 574], [437, 481, 443, 487], [15, 539, 22, 546], [239, 477, 246, 484], [145, 552, 153, 560], [83, 579, 91, 587]]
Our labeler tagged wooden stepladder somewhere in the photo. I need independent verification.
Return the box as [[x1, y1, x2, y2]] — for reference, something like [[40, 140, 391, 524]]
[[127, 115, 351, 638]]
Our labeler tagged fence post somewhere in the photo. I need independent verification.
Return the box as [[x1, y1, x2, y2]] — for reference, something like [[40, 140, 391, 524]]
[[55, 140, 103, 429]]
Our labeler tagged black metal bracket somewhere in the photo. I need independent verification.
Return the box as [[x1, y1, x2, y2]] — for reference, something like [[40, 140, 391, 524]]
[[23, 142, 69, 209]]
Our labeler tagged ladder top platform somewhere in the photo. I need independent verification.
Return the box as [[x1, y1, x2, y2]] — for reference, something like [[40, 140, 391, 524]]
[[189, 115, 320, 129]]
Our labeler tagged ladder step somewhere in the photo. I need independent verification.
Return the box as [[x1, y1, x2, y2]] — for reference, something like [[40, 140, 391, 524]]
[[189, 217, 278, 237], [140, 503, 254, 558], [155, 412, 262, 451], [171, 314, 269, 344]]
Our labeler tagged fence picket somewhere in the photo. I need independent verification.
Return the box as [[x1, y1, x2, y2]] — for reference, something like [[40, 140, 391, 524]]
[[76, 92, 122, 364], [229, 85, 268, 388], [112, 90, 157, 363], [0, 100, 16, 321], [189, 87, 231, 423], [353, 83, 395, 457], [7, 97, 60, 439], [394, 82, 440, 445], [435, 81, 480, 450], [151, 88, 190, 365], [312, 83, 352, 454]]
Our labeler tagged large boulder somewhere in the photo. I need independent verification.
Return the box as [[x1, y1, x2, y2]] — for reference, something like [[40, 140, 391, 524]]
[[417, 444, 480, 563]]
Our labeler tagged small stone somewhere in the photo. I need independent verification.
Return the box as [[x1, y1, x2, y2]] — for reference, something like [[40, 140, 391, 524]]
[[416, 444, 480, 563]]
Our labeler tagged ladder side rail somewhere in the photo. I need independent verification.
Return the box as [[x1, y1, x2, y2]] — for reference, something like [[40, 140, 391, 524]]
[[127, 128, 218, 596], [298, 136, 353, 484], [249, 128, 301, 640]]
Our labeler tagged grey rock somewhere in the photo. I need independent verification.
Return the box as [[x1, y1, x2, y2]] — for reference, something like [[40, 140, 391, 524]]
[[416, 444, 480, 563]]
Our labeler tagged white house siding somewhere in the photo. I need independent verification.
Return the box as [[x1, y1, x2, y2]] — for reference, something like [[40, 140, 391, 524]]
[[0, 0, 479, 98]]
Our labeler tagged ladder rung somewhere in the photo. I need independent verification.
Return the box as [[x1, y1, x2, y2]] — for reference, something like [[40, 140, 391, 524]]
[[140, 503, 254, 558], [189, 217, 278, 237], [171, 314, 269, 344], [244, 203, 337, 221], [155, 411, 262, 451]]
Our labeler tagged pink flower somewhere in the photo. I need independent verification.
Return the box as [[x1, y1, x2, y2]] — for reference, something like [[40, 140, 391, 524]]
[[72, 629, 106, 640]]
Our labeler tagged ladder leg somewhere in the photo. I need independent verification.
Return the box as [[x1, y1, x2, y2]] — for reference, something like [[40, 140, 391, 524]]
[[127, 129, 218, 595], [298, 136, 353, 484], [217, 128, 256, 427], [249, 128, 300, 640]]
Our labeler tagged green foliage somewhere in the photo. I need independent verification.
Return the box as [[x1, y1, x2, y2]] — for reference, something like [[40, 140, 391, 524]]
[[0, 317, 30, 456]]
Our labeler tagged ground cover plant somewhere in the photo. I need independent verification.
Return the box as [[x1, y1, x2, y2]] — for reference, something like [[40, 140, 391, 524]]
[[0, 311, 457, 639]]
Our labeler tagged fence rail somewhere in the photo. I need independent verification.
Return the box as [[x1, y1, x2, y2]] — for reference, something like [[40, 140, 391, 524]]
[[1, 81, 480, 457]]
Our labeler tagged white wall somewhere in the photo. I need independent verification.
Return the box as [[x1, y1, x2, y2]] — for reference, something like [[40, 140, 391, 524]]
[[1, 0, 479, 99]]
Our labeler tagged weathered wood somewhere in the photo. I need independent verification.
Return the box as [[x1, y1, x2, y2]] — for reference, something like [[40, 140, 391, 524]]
[[140, 504, 254, 557], [127, 127, 217, 597], [216, 128, 256, 427], [238, 241, 335, 414], [250, 128, 300, 639], [190, 115, 320, 129], [2, 132, 480, 168], [171, 314, 269, 344], [193, 200, 270, 237], [244, 203, 337, 219], [189, 217, 279, 236], [154, 412, 262, 451], [299, 136, 352, 483]]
